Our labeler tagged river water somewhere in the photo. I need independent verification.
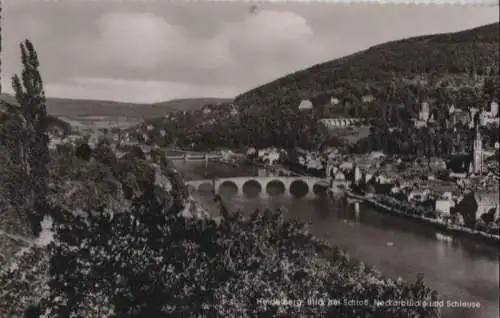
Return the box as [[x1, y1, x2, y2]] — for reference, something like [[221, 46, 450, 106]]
[[176, 162, 499, 318]]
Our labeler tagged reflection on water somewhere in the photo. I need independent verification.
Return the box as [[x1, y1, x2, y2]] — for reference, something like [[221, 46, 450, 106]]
[[181, 163, 500, 318]]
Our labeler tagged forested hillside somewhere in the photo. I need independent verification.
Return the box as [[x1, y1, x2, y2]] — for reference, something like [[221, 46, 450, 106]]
[[138, 23, 498, 152], [235, 23, 499, 114]]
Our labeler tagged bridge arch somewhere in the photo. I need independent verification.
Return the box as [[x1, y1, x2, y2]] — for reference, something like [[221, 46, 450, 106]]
[[266, 179, 286, 196], [290, 180, 309, 198], [219, 180, 238, 196], [242, 179, 262, 198], [313, 183, 327, 197]]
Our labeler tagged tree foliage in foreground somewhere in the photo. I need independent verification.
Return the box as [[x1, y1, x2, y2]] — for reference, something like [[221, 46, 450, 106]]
[[0, 143, 441, 318], [32, 175, 438, 317], [0, 145, 441, 317], [0, 39, 50, 236], [0, 39, 440, 318]]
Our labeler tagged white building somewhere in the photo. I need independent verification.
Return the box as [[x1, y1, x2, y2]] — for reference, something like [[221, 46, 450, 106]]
[[319, 118, 359, 129], [419, 102, 430, 121], [469, 107, 479, 128], [202, 106, 212, 114], [298, 99, 313, 110], [435, 196, 455, 215], [353, 165, 363, 184], [362, 95, 375, 103], [479, 101, 499, 127], [448, 104, 456, 115]]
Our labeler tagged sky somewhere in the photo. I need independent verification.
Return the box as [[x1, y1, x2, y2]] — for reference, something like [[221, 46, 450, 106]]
[[2, 1, 498, 103]]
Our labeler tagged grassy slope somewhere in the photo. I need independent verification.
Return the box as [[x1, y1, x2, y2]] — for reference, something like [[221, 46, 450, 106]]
[[234, 23, 499, 111]]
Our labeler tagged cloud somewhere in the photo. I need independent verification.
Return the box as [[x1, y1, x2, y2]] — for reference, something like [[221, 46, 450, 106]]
[[214, 10, 326, 81], [218, 10, 314, 57], [68, 10, 323, 76], [69, 12, 234, 71], [56, 10, 328, 100], [43, 77, 237, 103]]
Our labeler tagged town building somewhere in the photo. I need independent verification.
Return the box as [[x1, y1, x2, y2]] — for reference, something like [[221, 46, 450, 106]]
[[330, 97, 340, 105], [469, 107, 480, 128], [202, 105, 213, 114], [450, 109, 471, 127], [435, 192, 455, 216], [413, 101, 432, 127], [479, 101, 499, 127], [361, 95, 375, 103], [419, 102, 430, 121]]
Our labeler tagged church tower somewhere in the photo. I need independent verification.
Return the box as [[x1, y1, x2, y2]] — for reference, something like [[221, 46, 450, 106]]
[[473, 125, 483, 175]]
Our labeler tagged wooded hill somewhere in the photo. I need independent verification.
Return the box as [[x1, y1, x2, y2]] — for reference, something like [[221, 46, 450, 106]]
[[234, 23, 499, 115]]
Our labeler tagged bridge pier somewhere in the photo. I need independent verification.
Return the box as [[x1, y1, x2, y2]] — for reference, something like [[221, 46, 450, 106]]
[[259, 191, 270, 199]]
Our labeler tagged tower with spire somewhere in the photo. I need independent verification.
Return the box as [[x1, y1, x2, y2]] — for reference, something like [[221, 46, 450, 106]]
[[473, 125, 483, 175]]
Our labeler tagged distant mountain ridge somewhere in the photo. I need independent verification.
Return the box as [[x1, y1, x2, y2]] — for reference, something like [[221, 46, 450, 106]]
[[0, 93, 231, 119], [234, 23, 499, 112]]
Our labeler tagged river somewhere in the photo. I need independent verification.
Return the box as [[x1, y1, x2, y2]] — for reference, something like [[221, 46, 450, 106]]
[[176, 162, 500, 318]]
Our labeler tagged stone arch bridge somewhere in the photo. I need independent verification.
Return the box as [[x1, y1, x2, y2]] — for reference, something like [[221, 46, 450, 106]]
[[186, 176, 330, 199]]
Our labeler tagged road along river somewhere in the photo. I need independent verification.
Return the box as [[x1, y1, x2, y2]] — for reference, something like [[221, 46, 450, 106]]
[[175, 162, 500, 318]]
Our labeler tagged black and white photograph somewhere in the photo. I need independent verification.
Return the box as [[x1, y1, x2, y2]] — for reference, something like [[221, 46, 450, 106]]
[[0, 1, 499, 317]]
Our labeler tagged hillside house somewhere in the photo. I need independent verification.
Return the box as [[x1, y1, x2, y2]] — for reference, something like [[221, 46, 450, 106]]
[[488, 101, 499, 117], [330, 97, 340, 105], [448, 104, 456, 115], [363, 166, 380, 184], [469, 107, 480, 128], [429, 158, 447, 171], [361, 95, 375, 103], [229, 104, 239, 116], [47, 121, 70, 138], [339, 161, 354, 171], [202, 105, 213, 115], [419, 102, 430, 121], [298, 99, 313, 110]]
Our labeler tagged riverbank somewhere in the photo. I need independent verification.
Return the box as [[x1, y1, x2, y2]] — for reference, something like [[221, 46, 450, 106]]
[[346, 191, 500, 247], [176, 160, 499, 318], [254, 160, 500, 247]]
